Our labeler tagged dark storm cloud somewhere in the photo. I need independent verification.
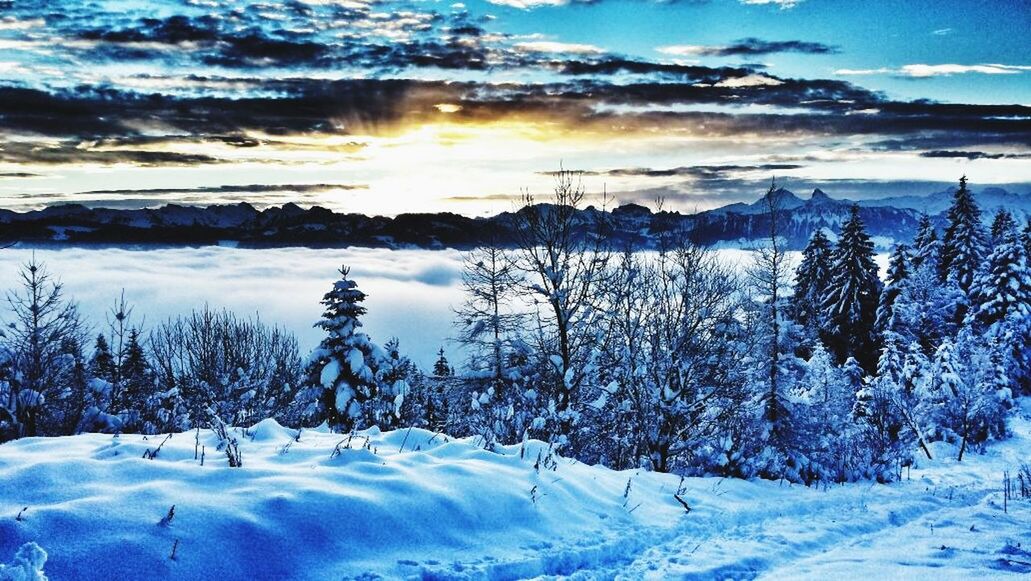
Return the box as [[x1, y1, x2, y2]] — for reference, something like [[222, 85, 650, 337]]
[[919, 150, 1031, 160], [684, 38, 839, 57], [551, 58, 763, 79], [0, 140, 228, 166], [77, 184, 368, 197], [541, 163, 804, 178]]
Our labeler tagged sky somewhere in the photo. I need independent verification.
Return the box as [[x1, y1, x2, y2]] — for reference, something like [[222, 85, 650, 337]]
[[0, 0, 1028, 215]]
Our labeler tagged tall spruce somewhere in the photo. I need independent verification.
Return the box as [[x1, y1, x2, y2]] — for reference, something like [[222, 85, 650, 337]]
[[911, 213, 939, 270], [792, 229, 833, 349], [875, 244, 910, 334], [939, 176, 986, 293], [821, 205, 882, 372]]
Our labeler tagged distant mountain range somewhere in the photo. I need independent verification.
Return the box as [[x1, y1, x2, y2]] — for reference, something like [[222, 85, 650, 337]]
[[1, 187, 1028, 250]]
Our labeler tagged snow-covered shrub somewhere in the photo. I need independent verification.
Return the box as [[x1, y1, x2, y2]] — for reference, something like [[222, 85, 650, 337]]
[[0, 542, 47, 581], [149, 307, 304, 428]]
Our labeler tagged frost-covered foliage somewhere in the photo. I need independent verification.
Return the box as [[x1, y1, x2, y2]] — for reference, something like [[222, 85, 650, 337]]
[[149, 307, 304, 427]]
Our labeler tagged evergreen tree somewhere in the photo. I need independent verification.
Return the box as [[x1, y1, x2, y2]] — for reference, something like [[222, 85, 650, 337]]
[[939, 176, 986, 293], [911, 213, 940, 270], [821, 205, 882, 372], [307, 266, 384, 431], [1022, 218, 1031, 259], [792, 229, 833, 350], [876, 244, 910, 335], [432, 347, 452, 378], [114, 328, 153, 431], [892, 256, 962, 357], [841, 356, 867, 417], [2, 258, 87, 439], [989, 209, 1016, 246], [378, 337, 414, 430], [967, 218, 1031, 329], [89, 334, 116, 384]]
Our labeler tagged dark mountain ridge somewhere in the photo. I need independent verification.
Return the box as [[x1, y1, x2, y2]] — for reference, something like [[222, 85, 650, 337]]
[[1, 187, 1027, 250]]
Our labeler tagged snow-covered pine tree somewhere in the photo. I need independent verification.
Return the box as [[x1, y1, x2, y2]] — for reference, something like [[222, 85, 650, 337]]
[[968, 217, 1031, 394], [876, 244, 910, 335], [307, 266, 385, 432], [895, 344, 934, 460], [89, 334, 116, 385], [432, 348, 452, 378], [1023, 218, 1031, 259], [750, 183, 795, 473], [911, 213, 940, 270], [377, 337, 414, 430], [792, 229, 833, 352], [891, 254, 962, 357], [114, 328, 153, 432], [821, 205, 882, 372], [939, 176, 987, 294], [855, 332, 908, 469], [967, 217, 1030, 330], [989, 209, 1017, 246]]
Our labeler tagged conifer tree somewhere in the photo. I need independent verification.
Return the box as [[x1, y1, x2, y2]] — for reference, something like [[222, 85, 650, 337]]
[[990, 209, 1016, 246], [2, 258, 87, 438], [377, 337, 414, 430], [967, 216, 1031, 329], [939, 176, 986, 293], [911, 213, 940, 270], [841, 356, 866, 416], [876, 244, 910, 334], [792, 229, 833, 350], [307, 266, 383, 431], [1023, 218, 1031, 258], [89, 334, 116, 384], [432, 347, 452, 378], [114, 328, 152, 431], [821, 205, 882, 372]]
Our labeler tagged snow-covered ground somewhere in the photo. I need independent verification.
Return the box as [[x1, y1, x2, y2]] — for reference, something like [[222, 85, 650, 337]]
[[2, 403, 1030, 580]]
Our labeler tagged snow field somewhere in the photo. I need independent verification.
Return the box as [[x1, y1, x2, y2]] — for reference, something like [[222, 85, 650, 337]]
[[2, 405, 1031, 580]]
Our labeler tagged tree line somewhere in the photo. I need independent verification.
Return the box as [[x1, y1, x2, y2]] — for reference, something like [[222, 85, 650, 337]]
[[1, 175, 1028, 484]]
